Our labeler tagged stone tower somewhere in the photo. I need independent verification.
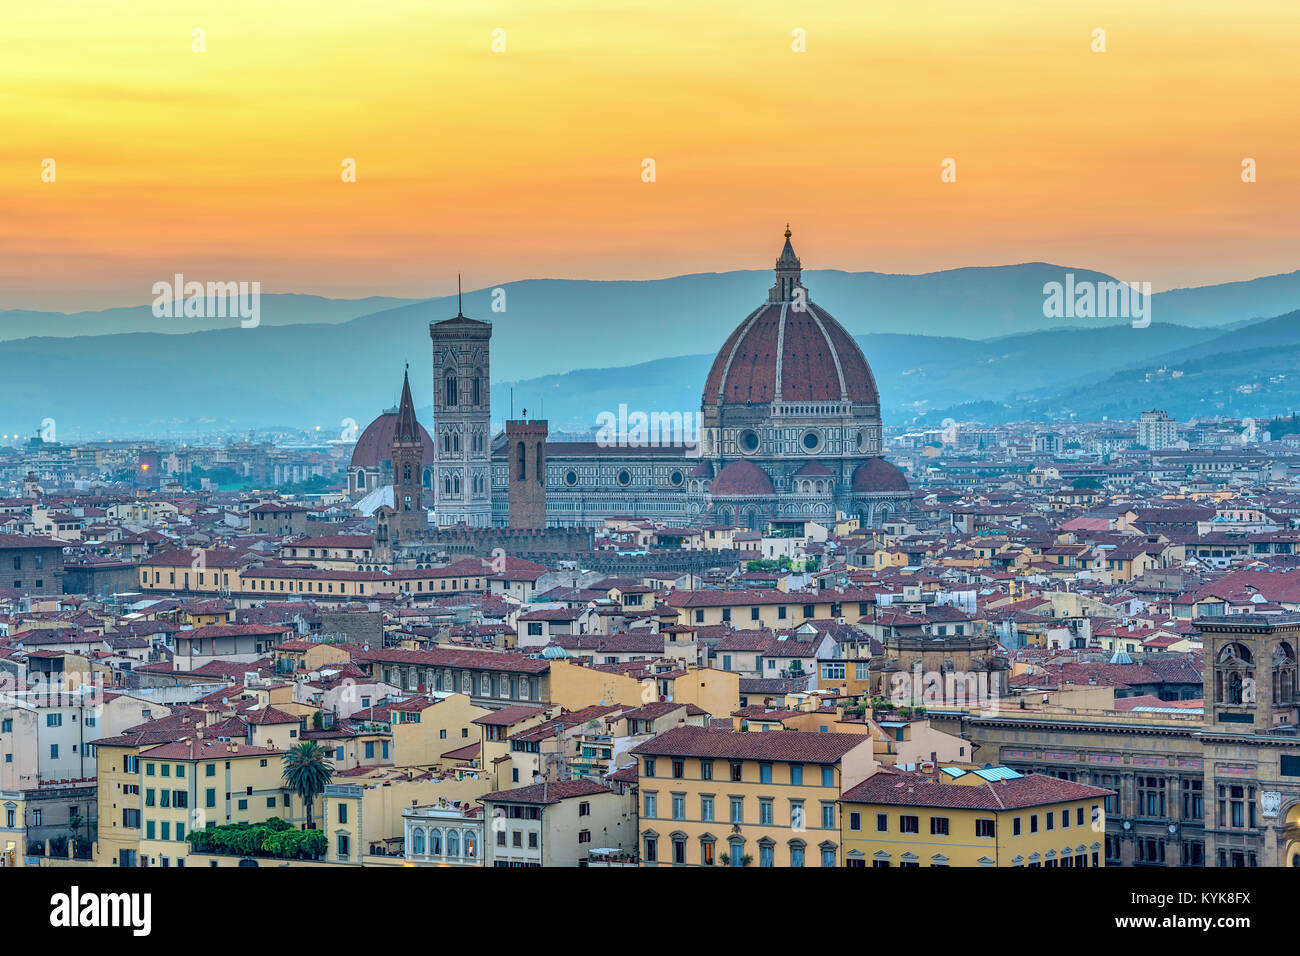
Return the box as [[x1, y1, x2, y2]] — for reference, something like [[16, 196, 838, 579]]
[[1200, 615, 1300, 733], [388, 366, 426, 545], [506, 415, 548, 530], [430, 283, 493, 527]]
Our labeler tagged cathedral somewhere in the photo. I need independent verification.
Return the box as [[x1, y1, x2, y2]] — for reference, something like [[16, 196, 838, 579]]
[[350, 229, 911, 537]]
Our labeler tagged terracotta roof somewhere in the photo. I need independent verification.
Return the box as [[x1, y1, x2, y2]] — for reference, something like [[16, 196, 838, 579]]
[[710, 460, 776, 497], [479, 779, 612, 806], [840, 769, 1114, 810], [629, 725, 868, 763]]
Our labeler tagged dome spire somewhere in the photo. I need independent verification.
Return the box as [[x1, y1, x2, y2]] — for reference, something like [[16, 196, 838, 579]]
[[770, 224, 803, 303]]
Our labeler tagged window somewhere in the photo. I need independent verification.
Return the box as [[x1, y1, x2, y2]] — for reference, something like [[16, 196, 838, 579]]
[[730, 762, 743, 782], [822, 766, 834, 787], [900, 815, 919, 833], [643, 758, 656, 778], [790, 764, 803, 786], [672, 759, 684, 779], [578, 801, 590, 817], [338, 804, 348, 824], [930, 816, 949, 836], [644, 793, 657, 819], [644, 836, 657, 863], [701, 760, 713, 781], [790, 843, 805, 867], [337, 834, 350, 858], [1030, 814, 1038, 833], [876, 813, 888, 832], [730, 797, 744, 824], [1013, 816, 1021, 836], [821, 847, 836, 868], [759, 763, 772, 784], [975, 818, 996, 838], [701, 795, 714, 822], [849, 811, 862, 831], [672, 794, 685, 821], [821, 803, 835, 829], [759, 798, 774, 826]]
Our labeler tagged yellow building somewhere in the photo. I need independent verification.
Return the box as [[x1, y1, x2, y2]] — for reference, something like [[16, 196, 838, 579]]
[[629, 726, 877, 867], [839, 766, 1112, 868], [134, 737, 296, 868], [548, 659, 737, 719]]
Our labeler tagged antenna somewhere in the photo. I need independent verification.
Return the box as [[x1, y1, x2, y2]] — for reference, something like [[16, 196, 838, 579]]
[[457, 274, 463, 316]]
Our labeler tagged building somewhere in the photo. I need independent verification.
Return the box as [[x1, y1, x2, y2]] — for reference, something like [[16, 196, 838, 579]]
[[478, 779, 634, 866], [404, 799, 486, 866], [628, 725, 877, 867], [0, 534, 65, 596], [839, 765, 1112, 867], [1137, 409, 1179, 449], [931, 615, 1300, 867]]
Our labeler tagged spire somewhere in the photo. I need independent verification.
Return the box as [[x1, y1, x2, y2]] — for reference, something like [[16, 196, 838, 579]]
[[769, 224, 803, 303], [394, 364, 419, 442]]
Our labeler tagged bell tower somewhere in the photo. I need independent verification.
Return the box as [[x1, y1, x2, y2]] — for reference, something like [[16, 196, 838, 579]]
[[430, 278, 493, 527]]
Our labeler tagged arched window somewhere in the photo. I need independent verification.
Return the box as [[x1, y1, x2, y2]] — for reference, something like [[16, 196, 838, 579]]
[[445, 375, 458, 407], [412, 828, 425, 855], [452, 432, 460, 453], [464, 832, 476, 857], [403, 464, 411, 483], [517, 442, 526, 481], [472, 376, 481, 406], [355, 470, 366, 490], [430, 829, 442, 856], [447, 829, 460, 857]]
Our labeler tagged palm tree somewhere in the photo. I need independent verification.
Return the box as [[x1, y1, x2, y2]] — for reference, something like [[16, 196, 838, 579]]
[[281, 741, 335, 830]]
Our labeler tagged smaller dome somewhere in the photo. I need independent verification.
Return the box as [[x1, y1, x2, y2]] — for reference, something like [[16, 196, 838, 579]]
[[852, 458, 909, 494], [687, 460, 714, 479], [541, 644, 571, 659], [711, 460, 776, 497]]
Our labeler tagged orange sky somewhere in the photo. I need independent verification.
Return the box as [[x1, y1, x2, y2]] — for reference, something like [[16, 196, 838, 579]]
[[3, 0, 1298, 311]]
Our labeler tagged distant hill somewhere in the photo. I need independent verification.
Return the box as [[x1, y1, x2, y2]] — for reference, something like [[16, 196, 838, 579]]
[[0, 294, 418, 341], [0, 264, 1298, 436]]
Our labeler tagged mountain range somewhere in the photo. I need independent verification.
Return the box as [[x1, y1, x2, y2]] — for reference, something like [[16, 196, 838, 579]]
[[0, 265, 1297, 438]]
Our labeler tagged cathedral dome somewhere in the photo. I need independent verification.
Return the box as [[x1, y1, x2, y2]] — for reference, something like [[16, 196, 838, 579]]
[[702, 229, 879, 408], [851, 458, 909, 494], [710, 459, 776, 496], [350, 409, 434, 470]]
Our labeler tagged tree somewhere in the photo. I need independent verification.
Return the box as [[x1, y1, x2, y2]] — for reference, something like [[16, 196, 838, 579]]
[[281, 741, 335, 830]]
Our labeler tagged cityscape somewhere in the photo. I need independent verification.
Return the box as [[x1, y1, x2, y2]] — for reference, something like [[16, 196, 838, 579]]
[[3, 0, 1295, 935]]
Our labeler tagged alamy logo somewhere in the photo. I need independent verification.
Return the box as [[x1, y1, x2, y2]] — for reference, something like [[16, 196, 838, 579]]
[[49, 887, 151, 936], [1042, 273, 1151, 329], [151, 273, 261, 328], [595, 404, 699, 449]]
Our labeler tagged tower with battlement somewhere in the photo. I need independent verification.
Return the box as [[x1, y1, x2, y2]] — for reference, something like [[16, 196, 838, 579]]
[[506, 416, 548, 530]]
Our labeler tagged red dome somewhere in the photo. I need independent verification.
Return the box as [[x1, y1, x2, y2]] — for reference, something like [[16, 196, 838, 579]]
[[852, 458, 909, 494], [710, 460, 776, 496], [703, 301, 879, 406], [350, 410, 435, 470]]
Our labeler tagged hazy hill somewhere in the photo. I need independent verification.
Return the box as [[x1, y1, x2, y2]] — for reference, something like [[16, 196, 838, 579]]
[[0, 295, 418, 341]]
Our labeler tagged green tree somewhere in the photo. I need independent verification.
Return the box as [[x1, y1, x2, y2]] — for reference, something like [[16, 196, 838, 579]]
[[281, 741, 334, 830]]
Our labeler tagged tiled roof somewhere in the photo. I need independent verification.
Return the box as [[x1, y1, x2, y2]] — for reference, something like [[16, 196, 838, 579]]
[[629, 725, 868, 763], [840, 769, 1114, 810]]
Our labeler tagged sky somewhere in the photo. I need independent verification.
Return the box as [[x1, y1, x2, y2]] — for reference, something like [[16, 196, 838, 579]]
[[3, 0, 1299, 311]]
